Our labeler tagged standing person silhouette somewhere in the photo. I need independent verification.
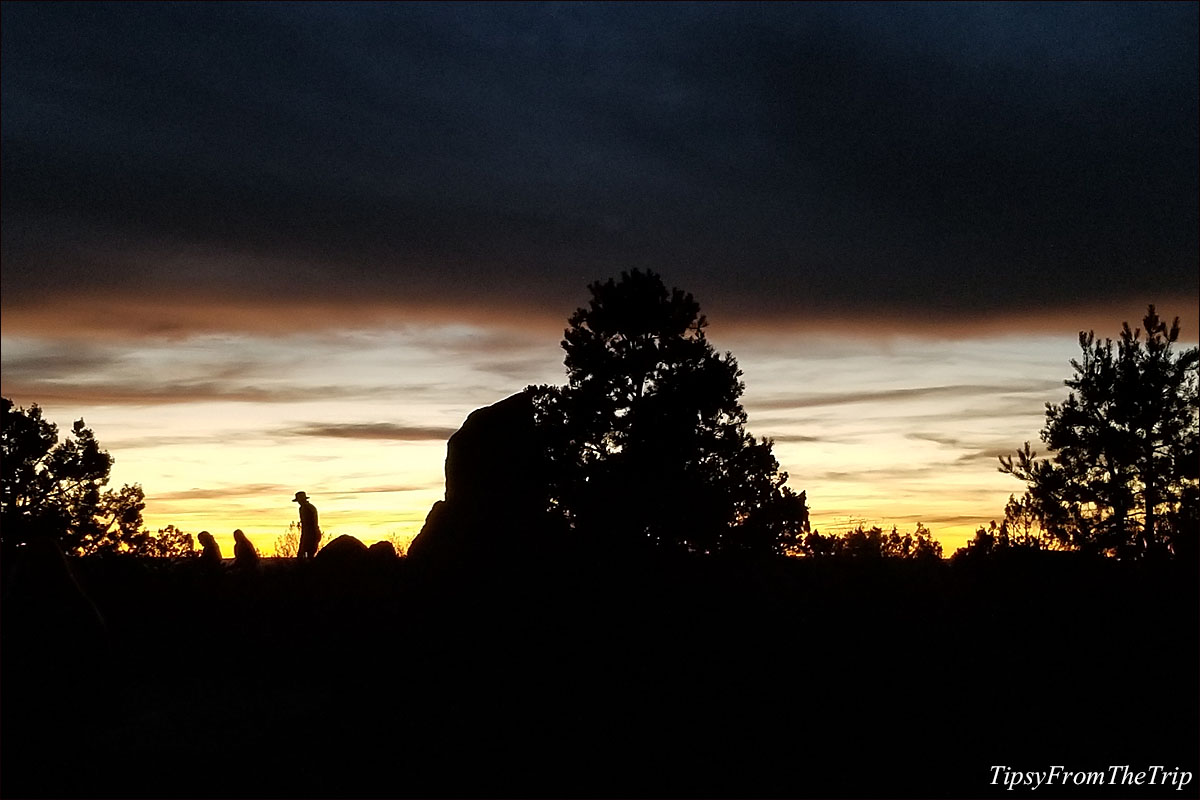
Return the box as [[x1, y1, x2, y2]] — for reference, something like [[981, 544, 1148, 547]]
[[293, 492, 322, 558]]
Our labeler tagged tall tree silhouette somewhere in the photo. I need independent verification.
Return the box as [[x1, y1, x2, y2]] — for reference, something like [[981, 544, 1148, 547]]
[[532, 270, 808, 555], [1000, 306, 1199, 558], [1, 397, 189, 556]]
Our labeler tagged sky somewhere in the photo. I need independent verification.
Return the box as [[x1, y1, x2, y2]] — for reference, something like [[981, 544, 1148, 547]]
[[2, 2, 1197, 554]]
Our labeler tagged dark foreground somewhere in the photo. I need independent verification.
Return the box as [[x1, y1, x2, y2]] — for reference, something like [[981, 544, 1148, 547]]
[[3, 548, 1197, 799]]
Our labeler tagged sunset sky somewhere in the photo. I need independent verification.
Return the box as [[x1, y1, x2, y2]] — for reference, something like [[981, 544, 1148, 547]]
[[3, 2, 1196, 554]]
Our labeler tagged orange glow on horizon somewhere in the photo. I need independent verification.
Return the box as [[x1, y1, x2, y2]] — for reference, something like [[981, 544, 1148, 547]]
[[4, 290, 1196, 344], [7, 299, 1172, 561]]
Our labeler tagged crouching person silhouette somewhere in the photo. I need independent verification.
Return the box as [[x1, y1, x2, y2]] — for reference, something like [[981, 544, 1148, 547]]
[[197, 531, 222, 567], [293, 492, 322, 558], [233, 528, 259, 570]]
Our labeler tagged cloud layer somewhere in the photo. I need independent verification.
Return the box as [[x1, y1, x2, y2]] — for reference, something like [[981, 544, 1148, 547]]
[[284, 423, 458, 441], [3, 3, 1195, 334]]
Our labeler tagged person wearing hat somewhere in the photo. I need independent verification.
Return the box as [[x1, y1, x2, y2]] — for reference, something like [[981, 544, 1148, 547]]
[[293, 492, 322, 558]]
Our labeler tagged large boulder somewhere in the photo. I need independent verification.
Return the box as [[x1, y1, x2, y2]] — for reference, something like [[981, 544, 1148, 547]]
[[367, 540, 398, 561], [408, 390, 554, 562], [445, 390, 546, 511], [315, 534, 369, 565]]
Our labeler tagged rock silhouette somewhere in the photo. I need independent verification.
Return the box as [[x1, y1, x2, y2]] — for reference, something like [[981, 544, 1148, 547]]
[[367, 540, 397, 560], [408, 390, 555, 562], [314, 533, 369, 564]]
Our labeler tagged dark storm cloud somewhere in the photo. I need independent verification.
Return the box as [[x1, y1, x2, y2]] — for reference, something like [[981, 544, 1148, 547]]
[[3, 2, 1196, 328]]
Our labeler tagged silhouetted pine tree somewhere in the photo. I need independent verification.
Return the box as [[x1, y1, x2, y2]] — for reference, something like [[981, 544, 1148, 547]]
[[0, 397, 191, 557], [531, 270, 808, 555], [1000, 306, 1199, 558]]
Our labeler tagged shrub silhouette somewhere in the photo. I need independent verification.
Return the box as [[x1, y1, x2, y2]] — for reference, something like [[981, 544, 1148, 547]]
[[273, 523, 301, 558], [802, 523, 942, 559]]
